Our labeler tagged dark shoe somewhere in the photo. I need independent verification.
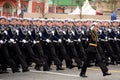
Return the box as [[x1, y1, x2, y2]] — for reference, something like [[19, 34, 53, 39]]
[[34, 66, 41, 71], [1, 70, 9, 73], [56, 67, 65, 70], [67, 65, 76, 69], [22, 69, 29, 72], [78, 65, 82, 69], [80, 74, 88, 78], [103, 72, 112, 76]]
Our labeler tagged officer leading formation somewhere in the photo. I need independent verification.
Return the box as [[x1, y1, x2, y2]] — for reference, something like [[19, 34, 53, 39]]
[[1, 16, 120, 77]]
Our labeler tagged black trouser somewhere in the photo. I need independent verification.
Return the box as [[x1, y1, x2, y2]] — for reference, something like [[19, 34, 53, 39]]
[[32, 43, 49, 70], [53, 42, 73, 67], [100, 41, 118, 61], [0, 44, 16, 72], [42, 42, 62, 67], [80, 46, 108, 75], [97, 42, 109, 65], [66, 42, 82, 67], [19, 43, 42, 66], [109, 41, 120, 59], [8, 43, 28, 70], [74, 42, 87, 61]]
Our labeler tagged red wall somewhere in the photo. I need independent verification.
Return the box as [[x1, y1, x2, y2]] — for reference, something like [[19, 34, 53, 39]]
[[32, 1, 44, 13]]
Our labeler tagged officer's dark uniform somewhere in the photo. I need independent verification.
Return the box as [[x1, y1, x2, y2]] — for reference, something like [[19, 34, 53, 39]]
[[80, 25, 111, 77]]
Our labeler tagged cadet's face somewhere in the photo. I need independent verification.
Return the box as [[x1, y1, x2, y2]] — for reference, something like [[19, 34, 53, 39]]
[[17, 20, 22, 25], [36, 21, 41, 26], [41, 21, 46, 26], [76, 21, 82, 27], [64, 21, 69, 26], [103, 22, 109, 27], [59, 22, 63, 27], [85, 21, 91, 27], [97, 22, 102, 27], [69, 22, 73, 27], [5, 20, 9, 25], [47, 21, 52, 27], [113, 22, 119, 27], [11, 19, 17, 25], [0, 19, 5, 24]]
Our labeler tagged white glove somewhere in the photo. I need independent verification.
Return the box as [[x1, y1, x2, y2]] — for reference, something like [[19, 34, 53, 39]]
[[0, 40, 3, 44], [81, 30, 84, 34], [68, 39, 71, 42], [33, 40, 36, 44], [4, 30, 8, 35], [28, 31, 31, 35], [46, 39, 50, 43], [10, 39, 14, 43], [39, 32, 42, 37], [72, 31, 75, 35], [78, 39, 81, 42], [52, 31, 54, 35], [63, 31, 66, 35], [118, 31, 120, 34], [16, 30, 19, 35], [108, 29, 111, 32], [114, 37, 117, 40], [99, 29, 102, 33], [86, 38, 88, 41], [58, 39, 62, 43], [105, 37, 108, 40], [22, 39, 26, 43]]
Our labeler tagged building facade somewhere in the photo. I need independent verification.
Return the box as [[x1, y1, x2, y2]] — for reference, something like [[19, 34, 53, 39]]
[[0, 0, 45, 17]]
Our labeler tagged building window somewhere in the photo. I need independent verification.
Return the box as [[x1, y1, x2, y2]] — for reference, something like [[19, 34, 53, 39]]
[[3, 3, 12, 16], [36, 5, 40, 13]]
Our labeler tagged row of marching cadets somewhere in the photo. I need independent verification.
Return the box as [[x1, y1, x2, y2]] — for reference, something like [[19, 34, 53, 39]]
[[0, 17, 119, 75]]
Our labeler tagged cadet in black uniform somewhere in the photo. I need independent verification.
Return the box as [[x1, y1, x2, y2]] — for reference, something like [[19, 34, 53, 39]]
[[41, 19, 64, 70], [7, 18, 29, 72]]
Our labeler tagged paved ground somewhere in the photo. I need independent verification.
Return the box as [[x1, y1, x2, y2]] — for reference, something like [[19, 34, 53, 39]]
[[0, 65, 120, 80]]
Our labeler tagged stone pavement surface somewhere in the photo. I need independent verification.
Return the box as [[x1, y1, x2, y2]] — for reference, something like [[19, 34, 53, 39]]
[[0, 65, 120, 80]]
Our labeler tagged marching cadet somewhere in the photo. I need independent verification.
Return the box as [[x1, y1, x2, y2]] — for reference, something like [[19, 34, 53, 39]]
[[52, 19, 74, 69], [80, 22, 111, 78], [97, 20, 109, 65], [109, 20, 120, 63], [7, 17, 29, 72], [31, 19, 49, 71], [81, 20, 91, 49], [64, 19, 83, 69], [99, 21, 118, 64], [18, 18, 44, 70], [73, 19, 87, 62], [0, 17, 17, 73], [41, 19, 64, 70]]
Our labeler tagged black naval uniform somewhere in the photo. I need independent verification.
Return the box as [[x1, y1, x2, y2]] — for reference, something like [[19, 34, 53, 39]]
[[19, 25, 43, 67], [52, 26, 73, 69], [64, 26, 82, 68], [80, 28, 111, 77], [7, 25, 29, 72], [0, 24, 16, 73], [31, 25, 49, 71], [41, 26, 63, 70]]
